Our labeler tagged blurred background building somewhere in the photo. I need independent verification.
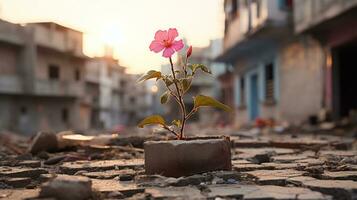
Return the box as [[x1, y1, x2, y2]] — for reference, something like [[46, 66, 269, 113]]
[[216, 0, 357, 126], [0, 0, 356, 134]]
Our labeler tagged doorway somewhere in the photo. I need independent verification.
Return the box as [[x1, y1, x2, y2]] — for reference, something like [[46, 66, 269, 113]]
[[332, 40, 357, 119], [249, 74, 260, 120]]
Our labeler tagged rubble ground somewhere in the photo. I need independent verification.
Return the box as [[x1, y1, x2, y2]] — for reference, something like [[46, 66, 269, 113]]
[[0, 128, 356, 200]]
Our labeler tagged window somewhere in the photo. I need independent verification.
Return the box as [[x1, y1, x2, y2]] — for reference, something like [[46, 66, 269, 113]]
[[120, 80, 127, 88], [226, 0, 239, 20], [129, 97, 136, 104], [75, 69, 80, 81], [61, 108, 68, 123], [240, 77, 246, 105], [48, 64, 60, 80], [265, 63, 275, 101], [278, 0, 293, 10], [20, 106, 27, 115], [256, 0, 261, 18]]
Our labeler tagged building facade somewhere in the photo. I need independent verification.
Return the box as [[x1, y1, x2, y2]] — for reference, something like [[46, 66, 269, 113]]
[[121, 74, 153, 126], [294, 0, 357, 120], [218, 0, 322, 126], [218, 0, 357, 126], [0, 21, 88, 134], [85, 55, 126, 130]]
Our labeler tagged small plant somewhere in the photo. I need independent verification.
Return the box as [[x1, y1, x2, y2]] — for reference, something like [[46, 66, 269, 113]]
[[138, 28, 231, 139]]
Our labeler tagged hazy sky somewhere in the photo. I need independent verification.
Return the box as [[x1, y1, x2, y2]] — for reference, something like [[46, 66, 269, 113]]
[[0, 0, 224, 73]]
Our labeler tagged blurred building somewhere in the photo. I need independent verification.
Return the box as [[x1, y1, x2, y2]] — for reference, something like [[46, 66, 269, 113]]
[[121, 73, 153, 126], [85, 50, 126, 130], [0, 20, 88, 134], [294, 0, 357, 120], [217, 0, 357, 126]]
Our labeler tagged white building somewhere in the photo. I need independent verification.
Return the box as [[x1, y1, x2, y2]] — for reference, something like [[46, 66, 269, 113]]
[[85, 56, 126, 129]]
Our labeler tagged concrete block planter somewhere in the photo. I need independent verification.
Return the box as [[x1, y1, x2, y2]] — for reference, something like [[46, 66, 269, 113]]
[[144, 136, 232, 177]]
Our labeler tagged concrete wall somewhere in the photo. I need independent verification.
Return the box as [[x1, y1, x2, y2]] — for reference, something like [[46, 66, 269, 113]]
[[278, 36, 325, 124], [31, 23, 83, 56], [294, 0, 357, 33], [0, 95, 80, 134], [232, 36, 325, 126]]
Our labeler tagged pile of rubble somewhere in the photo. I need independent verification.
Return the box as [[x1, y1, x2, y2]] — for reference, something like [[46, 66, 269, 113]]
[[0, 129, 356, 200]]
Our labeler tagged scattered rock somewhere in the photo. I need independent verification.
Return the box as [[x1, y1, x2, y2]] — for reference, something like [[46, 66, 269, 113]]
[[0, 177, 32, 188], [145, 186, 205, 199], [60, 159, 144, 174], [322, 171, 357, 181], [92, 179, 144, 197], [233, 161, 273, 172], [16, 160, 41, 168], [206, 184, 330, 199], [82, 169, 135, 179], [39, 175, 92, 200], [0, 189, 40, 200], [0, 167, 47, 178], [243, 169, 304, 185], [28, 132, 58, 155], [301, 179, 357, 199]]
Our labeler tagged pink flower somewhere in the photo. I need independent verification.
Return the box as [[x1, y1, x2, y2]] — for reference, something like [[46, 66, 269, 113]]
[[149, 28, 184, 58]]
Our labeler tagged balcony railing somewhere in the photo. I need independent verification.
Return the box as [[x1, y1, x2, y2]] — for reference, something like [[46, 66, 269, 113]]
[[34, 79, 84, 97], [0, 75, 23, 94]]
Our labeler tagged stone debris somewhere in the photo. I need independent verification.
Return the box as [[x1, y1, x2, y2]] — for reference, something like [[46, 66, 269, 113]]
[[27, 131, 58, 155], [82, 169, 136, 179], [0, 177, 32, 188], [0, 167, 47, 178], [0, 189, 40, 200], [92, 179, 144, 197], [205, 184, 331, 200], [60, 159, 144, 174], [322, 171, 357, 181], [145, 186, 205, 199], [243, 169, 305, 185], [39, 175, 92, 200], [0, 130, 356, 199]]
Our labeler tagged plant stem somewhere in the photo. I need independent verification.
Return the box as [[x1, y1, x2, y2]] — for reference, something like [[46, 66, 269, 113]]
[[162, 125, 179, 137], [169, 57, 187, 139]]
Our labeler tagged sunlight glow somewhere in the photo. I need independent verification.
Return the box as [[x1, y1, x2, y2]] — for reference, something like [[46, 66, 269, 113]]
[[0, 0, 224, 73]]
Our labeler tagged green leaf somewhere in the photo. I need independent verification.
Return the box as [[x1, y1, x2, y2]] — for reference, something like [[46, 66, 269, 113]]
[[138, 115, 166, 128], [163, 76, 173, 87], [137, 70, 162, 83], [193, 95, 232, 112], [181, 77, 192, 93], [172, 119, 181, 128], [160, 91, 170, 104], [188, 64, 211, 74]]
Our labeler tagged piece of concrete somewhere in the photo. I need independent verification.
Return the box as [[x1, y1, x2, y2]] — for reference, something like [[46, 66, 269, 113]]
[[82, 169, 135, 179], [0, 189, 40, 200], [0, 166, 47, 178], [243, 169, 304, 185], [206, 184, 330, 200], [144, 137, 232, 177], [60, 159, 144, 174], [1, 177, 32, 188], [145, 186, 205, 199], [39, 175, 92, 200], [28, 132, 58, 155], [92, 179, 144, 197]]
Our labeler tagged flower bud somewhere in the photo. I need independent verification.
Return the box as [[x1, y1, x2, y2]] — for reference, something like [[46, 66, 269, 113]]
[[186, 46, 192, 58]]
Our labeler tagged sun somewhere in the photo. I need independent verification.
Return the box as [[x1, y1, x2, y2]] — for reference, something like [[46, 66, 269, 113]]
[[100, 25, 123, 47]]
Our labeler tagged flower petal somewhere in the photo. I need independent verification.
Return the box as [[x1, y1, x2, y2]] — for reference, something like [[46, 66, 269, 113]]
[[149, 40, 164, 53], [154, 30, 168, 41], [167, 28, 178, 41], [172, 39, 184, 51], [162, 47, 175, 58]]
